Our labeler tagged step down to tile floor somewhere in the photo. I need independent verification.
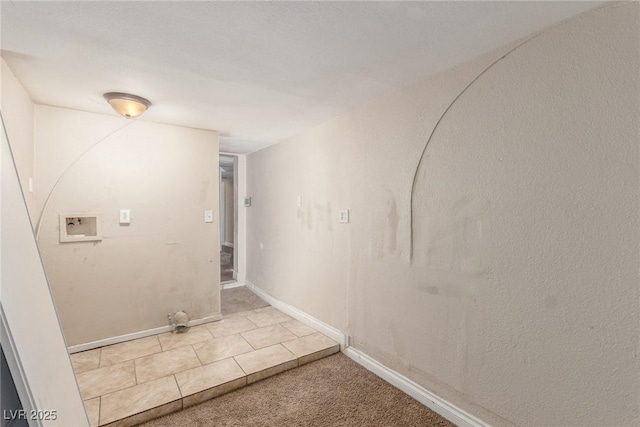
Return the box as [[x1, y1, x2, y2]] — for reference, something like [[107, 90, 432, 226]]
[[71, 306, 340, 427]]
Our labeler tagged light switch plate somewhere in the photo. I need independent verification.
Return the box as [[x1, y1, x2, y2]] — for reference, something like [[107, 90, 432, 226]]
[[119, 209, 131, 224], [339, 208, 350, 224], [244, 197, 252, 207], [205, 210, 214, 223], [297, 196, 303, 208]]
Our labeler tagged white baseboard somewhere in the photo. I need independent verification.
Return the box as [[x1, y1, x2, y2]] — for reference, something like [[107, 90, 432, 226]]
[[189, 314, 223, 327], [245, 280, 347, 349], [343, 347, 490, 427], [221, 281, 245, 290], [68, 313, 223, 354], [244, 280, 488, 427]]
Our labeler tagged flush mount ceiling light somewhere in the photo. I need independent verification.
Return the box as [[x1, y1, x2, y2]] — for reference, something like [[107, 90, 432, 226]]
[[103, 92, 152, 118]]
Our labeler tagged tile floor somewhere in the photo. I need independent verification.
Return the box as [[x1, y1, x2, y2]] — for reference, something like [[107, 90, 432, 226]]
[[71, 306, 339, 427], [220, 286, 269, 315]]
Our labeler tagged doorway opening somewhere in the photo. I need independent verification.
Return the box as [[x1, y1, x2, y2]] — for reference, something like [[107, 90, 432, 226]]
[[219, 155, 237, 283]]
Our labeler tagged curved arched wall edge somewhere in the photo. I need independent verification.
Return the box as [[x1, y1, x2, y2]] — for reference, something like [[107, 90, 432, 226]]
[[34, 107, 222, 346], [409, 2, 639, 425], [245, 3, 639, 426]]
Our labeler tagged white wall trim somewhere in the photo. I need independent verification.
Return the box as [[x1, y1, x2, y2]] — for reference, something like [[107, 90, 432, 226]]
[[244, 280, 488, 427], [245, 280, 348, 349], [69, 326, 174, 353], [0, 303, 42, 427], [68, 313, 223, 353], [189, 314, 223, 327], [343, 347, 490, 427], [221, 280, 245, 290]]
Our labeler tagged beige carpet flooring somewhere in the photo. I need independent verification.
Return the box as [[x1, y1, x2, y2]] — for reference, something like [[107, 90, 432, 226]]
[[141, 352, 455, 427], [221, 286, 269, 315]]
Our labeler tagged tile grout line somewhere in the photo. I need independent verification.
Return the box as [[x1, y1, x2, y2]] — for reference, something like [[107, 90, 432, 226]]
[[208, 326, 223, 340], [153, 335, 162, 358], [232, 355, 251, 376], [80, 304, 339, 426], [97, 347, 336, 424], [191, 344, 206, 366], [202, 324, 216, 341], [97, 375, 186, 426], [133, 359, 139, 385], [172, 373, 187, 400], [237, 334, 254, 353], [240, 330, 260, 351], [244, 315, 259, 328]]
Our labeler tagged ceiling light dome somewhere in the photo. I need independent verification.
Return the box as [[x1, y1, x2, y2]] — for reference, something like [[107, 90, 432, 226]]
[[103, 92, 151, 118]]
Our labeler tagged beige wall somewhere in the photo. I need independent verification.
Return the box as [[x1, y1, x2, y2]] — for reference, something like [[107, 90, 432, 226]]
[[2, 116, 89, 426], [1, 61, 89, 426], [246, 4, 639, 426], [1, 59, 36, 219], [224, 153, 248, 283], [236, 155, 247, 282], [35, 106, 221, 346]]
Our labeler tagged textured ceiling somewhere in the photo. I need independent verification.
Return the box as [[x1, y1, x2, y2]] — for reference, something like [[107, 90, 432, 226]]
[[1, 1, 599, 153]]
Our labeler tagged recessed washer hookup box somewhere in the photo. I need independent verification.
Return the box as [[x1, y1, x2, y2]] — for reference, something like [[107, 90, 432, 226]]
[[59, 212, 102, 243]]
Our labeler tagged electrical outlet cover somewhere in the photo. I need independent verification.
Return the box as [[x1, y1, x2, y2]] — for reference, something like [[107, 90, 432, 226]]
[[339, 208, 350, 224], [119, 209, 131, 224]]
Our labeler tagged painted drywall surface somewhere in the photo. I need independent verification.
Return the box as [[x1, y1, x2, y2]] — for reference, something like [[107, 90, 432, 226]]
[[219, 153, 248, 283], [218, 169, 225, 246], [234, 154, 247, 283], [246, 3, 639, 426], [2, 119, 89, 426], [35, 106, 220, 346], [33, 106, 126, 222], [2, 2, 601, 152], [1, 59, 35, 220]]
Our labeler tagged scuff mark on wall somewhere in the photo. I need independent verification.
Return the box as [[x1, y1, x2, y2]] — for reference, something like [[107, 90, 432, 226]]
[[306, 202, 313, 230], [314, 201, 332, 230], [387, 197, 399, 253], [408, 25, 558, 261], [199, 178, 210, 203], [389, 322, 405, 360], [431, 197, 486, 273], [35, 108, 220, 345], [246, 5, 639, 426]]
